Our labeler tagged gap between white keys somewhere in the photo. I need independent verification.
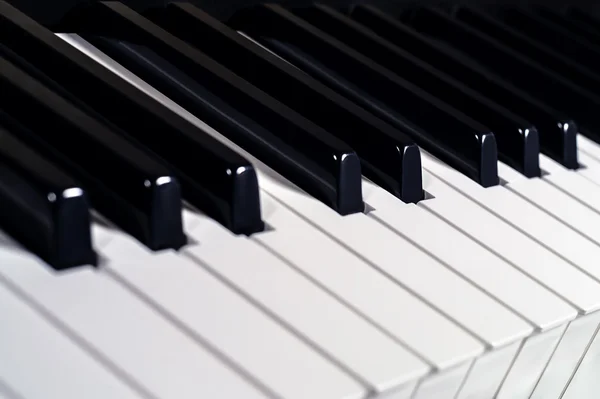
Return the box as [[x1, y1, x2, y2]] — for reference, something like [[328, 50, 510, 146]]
[[252, 189, 482, 371], [183, 211, 430, 394], [362, 178, 575, 331], [259, 170, 529, 350], [421, 153, 600, 314], [0, 271, 143, 399], [0, 235, 270, 399]]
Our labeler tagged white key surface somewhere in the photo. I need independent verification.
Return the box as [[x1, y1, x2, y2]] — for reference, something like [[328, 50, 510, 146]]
[[363, 179, 575, 330], [496, 326, 565, 399], [445, 158, 600, 289], [0, 239, 270, 399], [539, 154, 600, 218], [0, 276, 143, 399], [455, 341, 521, 399], [411, 362, 472, 399], [499, 162, 600, 254], [260, 173, 528, 348], [105, 249, 366, 399], [184, 216, 429, 393], [576, 151, 600, 185], [421, 154, 600, 313], [562, 323, 600, 399], [531, 312, 600, 399], [577, 134, 600, 161], [254, 191, 478, 370]]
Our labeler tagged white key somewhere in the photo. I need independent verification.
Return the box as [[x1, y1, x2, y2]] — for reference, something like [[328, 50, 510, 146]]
[[531, 312, 600, 399], [562, 323, 600, 399], [455, 341, 521, 399], [539, 155, 600, 216], [254, 190, 481, 370], [184, 215, 429, 393], [576, 151, 600, 185], [498, 161, 600, 249], [104, 248, 366, 399], [0, 277, 142, 399], [577, 134, 600, 161], [363, 178, 575, 330], [437, 156, 600, 287], [411, 361, 472, 399], [496, 325, 566, 399], [0, 383, 17, 399], [421, 154, 600, 313], [259, 171, 528, 348], [0, 237, 269, 399]]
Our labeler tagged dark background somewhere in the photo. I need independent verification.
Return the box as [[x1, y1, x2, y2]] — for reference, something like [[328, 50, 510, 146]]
[[7, 0, 600, 30]]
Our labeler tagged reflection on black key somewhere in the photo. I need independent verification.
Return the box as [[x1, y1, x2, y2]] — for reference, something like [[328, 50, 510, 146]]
[[0, 125, 95, 269], [535, 7, 600, 46], [492, 8, 600, 71], [0, 56, 186, 251], [403, 7, 600, 145], [298, 5, 539, 177], [83, 37, 363, 214], [0, 0, 264, 234], [59, 1, 364, 215], [350, 5, 578, 169], [142, 3, 423, 203], [451, 6, 600, 95], [231, 4, 499, 187]]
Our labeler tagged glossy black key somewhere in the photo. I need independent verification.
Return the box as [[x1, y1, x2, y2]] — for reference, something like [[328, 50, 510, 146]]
[[142, 3, 423, 203], [402, 7, 600, 146], [0, 0, 264, 234], [350, 4, 578, 169], [491, 7, 600, 71], [450, 6, 600, 95], [298, 5, 539, 177], [566, 7, 600, 35], [231, 4, 499, 187], [81, 37, 363, 214], [535, 7, 600, 46], [58, 1, 363, 215], [0, 57, 186, 251], [0, 125, 95, 270]]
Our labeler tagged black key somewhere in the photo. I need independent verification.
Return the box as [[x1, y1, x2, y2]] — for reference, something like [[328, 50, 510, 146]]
[[0, 124, 95, 270], [565, 7, 600, 35], [402, 7, 600, 146], [58, 1, 363, 215], [142, 3, 423, 203], [82, 37, 364, 215], [0, 0, 264, 234], [297, 5, 539, 177], [491, 7, 600, 71], [350, 4, 578, 169], [535, 7, 600, 46], [231, 4, 499, 187], [0, 56, 186, 251], [450, 6, 600, 95]]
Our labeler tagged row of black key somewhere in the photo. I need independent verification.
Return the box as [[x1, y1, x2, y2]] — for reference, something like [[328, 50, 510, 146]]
[[2, 0, 600, 270]]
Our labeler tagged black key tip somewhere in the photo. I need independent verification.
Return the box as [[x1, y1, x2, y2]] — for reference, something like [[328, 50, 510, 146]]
[[480, 133, 500, 188], [400, 144, 424, 203], [522, 126, 541, 178], [337, 151, 364, 215], [229, 164, 264, 235], [146, 176, 187, 250]]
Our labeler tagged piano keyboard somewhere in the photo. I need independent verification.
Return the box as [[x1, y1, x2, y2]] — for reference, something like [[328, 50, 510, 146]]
[[2, 1, 600, 398]]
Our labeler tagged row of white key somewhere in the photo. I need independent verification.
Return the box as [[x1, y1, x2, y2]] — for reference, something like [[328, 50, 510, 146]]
[[2, 32, 600, 399], [65, 34, 600, 398]]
